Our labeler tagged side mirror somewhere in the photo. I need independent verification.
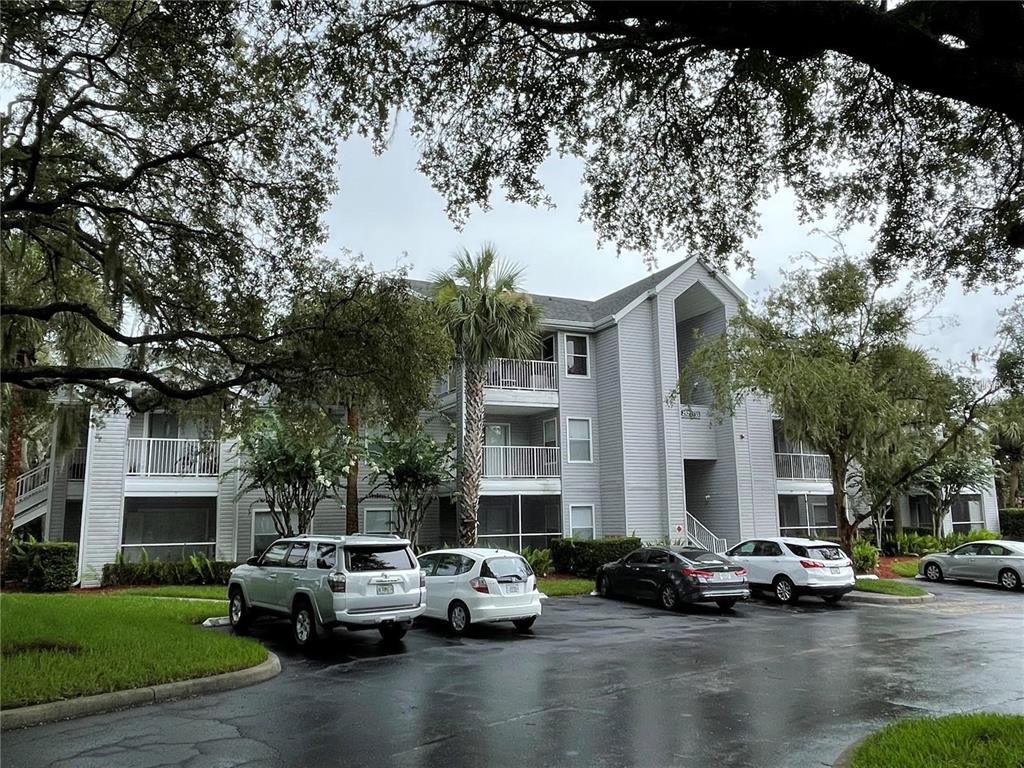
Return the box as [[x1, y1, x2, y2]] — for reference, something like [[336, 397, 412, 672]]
[[246, 556, 260, 566]]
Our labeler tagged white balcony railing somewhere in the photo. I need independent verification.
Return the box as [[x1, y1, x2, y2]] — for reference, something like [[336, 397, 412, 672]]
[[775, 452, 832, 481], [485, 359, 558, 391], [482, 446, 560, 478], [126, 438, 219, 477], [67, 447, 87, 480], [686, 514, 728, 554], [14, 462, 50, 499]]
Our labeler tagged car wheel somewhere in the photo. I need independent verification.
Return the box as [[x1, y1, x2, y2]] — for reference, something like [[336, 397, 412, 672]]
[[658, 583, 680, 611], [448, 601, 471, 635], [715, 598, 737, 611], [998, 568, 1022, 591], [924, 562, 944, 582], [773, 575, 798, 604], [228, 587, 250, 633], [823, 594, 843, 604], [596, 574, 613, 598], [379, 622, 408, 642], [292, 600, 318, 650], [513, 617, 536, 632]]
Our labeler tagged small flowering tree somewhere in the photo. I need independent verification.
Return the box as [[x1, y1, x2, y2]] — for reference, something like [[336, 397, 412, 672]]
[[238, 412, 352, 537], [364, 427, 456, 547]]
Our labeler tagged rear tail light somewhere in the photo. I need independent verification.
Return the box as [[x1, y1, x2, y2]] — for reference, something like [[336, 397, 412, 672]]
[[469, 577, 490, 594], [681, 568, 714, 581], [327, 571, 346, 593], [735, 568, 747, 577], [420, 570, 426, 589], [800, 560, 826, 569]]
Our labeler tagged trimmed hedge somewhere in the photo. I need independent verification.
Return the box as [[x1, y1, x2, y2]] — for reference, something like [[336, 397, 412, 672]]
[[551, 537, 642, 578], [999, 508, 1024, 540], [14, 542, 78, 592], [101, 559, 238, 587]]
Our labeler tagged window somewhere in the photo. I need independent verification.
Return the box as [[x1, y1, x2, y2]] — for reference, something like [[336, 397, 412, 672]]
[[541, 336, 555, 362], [365, 508, 397, 534], [565, 334, 589, 376], [623, 550, 646, 564], [478, 497, 562, 551], [728, 541, 757, 557], [285, 542, 309, 568], [951, 543, 983, 556], [434, 553, 461, 576], [417, 553, 440, 575], [570, 505, 594, 539], [567, 419, 592, 462], [260, 541, 289, 566], [950, 494, 984, 532], [907, 496, 934, 531], [646, 550, 670, 566], [482, 556, 532, 579], [315, 544, 336, 569], [148, 412, 180, 438], [543, 418, 557, 448], [980, 544, 1010, 556], [253, 509, 279, 557], [754, 541, 782, 557], [777, 494, 837, 539], [345, 545, 413, 571]]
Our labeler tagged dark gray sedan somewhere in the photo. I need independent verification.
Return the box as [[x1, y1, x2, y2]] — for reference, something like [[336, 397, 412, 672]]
[[919, 540, 1024, 591]]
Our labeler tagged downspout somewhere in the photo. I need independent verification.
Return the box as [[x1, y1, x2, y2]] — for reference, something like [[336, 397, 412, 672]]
[[73, 408, 97, 587]]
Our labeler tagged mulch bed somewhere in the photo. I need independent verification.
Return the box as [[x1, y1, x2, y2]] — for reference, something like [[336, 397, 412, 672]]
[[875, 556, 919, 580]]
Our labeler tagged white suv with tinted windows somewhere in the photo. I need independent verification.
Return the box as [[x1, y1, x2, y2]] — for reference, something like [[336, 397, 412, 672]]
[[228, 534, 425, 648], [725, 537, 855, 604]]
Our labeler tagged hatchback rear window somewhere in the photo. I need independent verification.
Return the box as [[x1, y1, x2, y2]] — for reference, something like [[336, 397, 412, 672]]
[[785, 543, 845, 560], [481, 557, 532, 580], [345, 546, 413, 572]]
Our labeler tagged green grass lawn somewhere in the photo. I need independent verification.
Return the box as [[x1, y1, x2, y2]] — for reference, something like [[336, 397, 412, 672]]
[[890, 559, 921, 578], [0, 593, 265, 709], [851, 714, 1024, 768], [854, 578, 928, 597], [538, 577, 594, 596], [118, 584, 228, 600]]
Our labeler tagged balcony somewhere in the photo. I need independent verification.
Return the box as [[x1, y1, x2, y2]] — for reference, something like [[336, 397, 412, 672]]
[[481, 446, 560, 495], [775, 452, 832, 481], [485, 359, 557, 391], [125, 438, 220, 494], [67, 447, 87, 481]]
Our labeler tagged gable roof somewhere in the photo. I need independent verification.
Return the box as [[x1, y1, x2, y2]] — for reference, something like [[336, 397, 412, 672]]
[[408, 258, 747, 329]]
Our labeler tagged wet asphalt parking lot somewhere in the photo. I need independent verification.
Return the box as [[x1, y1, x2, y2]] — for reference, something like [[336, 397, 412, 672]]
[[3, 579, 1022, 768]]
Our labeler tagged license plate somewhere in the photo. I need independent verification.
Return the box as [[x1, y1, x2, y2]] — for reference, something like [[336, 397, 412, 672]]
[[376, 584, 394, 595], [714, 573, 736, 582], [505, 583, 522, 594], [830, 567, 841, 575]]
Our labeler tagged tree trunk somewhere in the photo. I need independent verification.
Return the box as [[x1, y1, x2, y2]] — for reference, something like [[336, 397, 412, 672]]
[[346, 403, 359, 534], [1, 390, 25, 578], [832, 457, 856, 555], [1007, 464, 1022, 508], [459, 364, 486, 547]]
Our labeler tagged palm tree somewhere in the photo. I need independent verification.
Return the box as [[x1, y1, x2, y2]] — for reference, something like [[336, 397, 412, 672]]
[[432, 246, 542, 547]]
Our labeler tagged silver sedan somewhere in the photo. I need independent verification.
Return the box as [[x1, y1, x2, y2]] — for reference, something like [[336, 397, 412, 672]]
[[919, 540, 1024, 591]]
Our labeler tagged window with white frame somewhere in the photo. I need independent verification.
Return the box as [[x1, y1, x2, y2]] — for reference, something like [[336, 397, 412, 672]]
[[950, 494, 984, 532], [542, 418, 557, 448], [365, 507, 398, 534], [565, 334, 589, 376], [570, 505, 594, 540], [567, 418, 592, 462]]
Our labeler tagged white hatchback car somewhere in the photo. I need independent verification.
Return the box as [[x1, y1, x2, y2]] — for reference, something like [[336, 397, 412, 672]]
[[417, 548, 544, 634], [726, 537, 855, 604]]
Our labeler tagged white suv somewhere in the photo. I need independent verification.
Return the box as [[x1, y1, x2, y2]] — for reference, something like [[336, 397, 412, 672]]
[[228, 534, 425, 648], [725, 537, 855, 604]]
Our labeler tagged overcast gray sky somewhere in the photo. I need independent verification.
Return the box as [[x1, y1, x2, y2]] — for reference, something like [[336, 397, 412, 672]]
[[325, 122, 1013, 370]]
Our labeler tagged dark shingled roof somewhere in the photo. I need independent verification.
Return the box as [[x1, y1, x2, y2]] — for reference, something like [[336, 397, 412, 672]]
[[408, 259, 689, 326]]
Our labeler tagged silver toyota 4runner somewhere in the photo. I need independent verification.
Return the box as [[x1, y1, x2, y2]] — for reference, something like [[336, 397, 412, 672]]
[[228, 534, 425, 648]]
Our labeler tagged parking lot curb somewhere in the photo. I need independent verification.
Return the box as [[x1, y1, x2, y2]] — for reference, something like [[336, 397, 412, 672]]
[[0, 651, 280, 731], [832, 734, 869, 768], [845, 590, 935, 604]]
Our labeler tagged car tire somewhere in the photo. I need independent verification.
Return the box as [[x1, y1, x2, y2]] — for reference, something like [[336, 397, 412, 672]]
[[659, 583, 680, 611], [292, 599, 318, 651], [228, 587, 250, 633], [923, 562, 944, 582], [773, 575, 798, 604], [448, 601, 471, 635], [513, 617, 536, 632], [823, 594, 843, 604], [596, 574, 613, 598], [715, 598, 737, 611], [379, 622, 408, 642], [998, 568, 1022, 591]]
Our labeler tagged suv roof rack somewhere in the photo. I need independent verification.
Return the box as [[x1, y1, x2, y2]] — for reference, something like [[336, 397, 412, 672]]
[[349, 532, 402, 539]]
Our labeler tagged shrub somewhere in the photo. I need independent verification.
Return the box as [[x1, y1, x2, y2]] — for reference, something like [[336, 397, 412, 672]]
[[940, 529, 999, 550], [851, 541, 880, 573], [101, 559, 238, 587], [520, 546, 553, 577], [550, 537, 641, 578], [16, 542, 79, 592], [998, 508, 1024, 540]]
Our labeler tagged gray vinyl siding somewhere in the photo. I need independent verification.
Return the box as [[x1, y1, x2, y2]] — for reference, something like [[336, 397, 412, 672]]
[[79, 410, 129, 586], [215, 442, 240, 561], [558, 331, 601, 537], [981, 477, 1000, 532], [617, 301, 665, 539], [738, 397, 782, 540], [655, 292, 686, 540], [594, 326, 625, 536]]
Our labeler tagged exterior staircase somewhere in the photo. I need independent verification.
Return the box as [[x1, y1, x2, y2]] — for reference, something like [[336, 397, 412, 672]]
[[685, 513, 728, 553], [2, 462, 51, 530]]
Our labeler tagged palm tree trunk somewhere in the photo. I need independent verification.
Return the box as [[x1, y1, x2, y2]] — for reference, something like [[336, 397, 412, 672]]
[[346, 403, 360, 534], [1, 390, 25, 578], [459, 364, 486, 547]]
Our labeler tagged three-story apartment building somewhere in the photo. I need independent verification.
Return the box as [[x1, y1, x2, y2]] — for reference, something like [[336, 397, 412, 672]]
[[8, 258, 1001, 585]]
